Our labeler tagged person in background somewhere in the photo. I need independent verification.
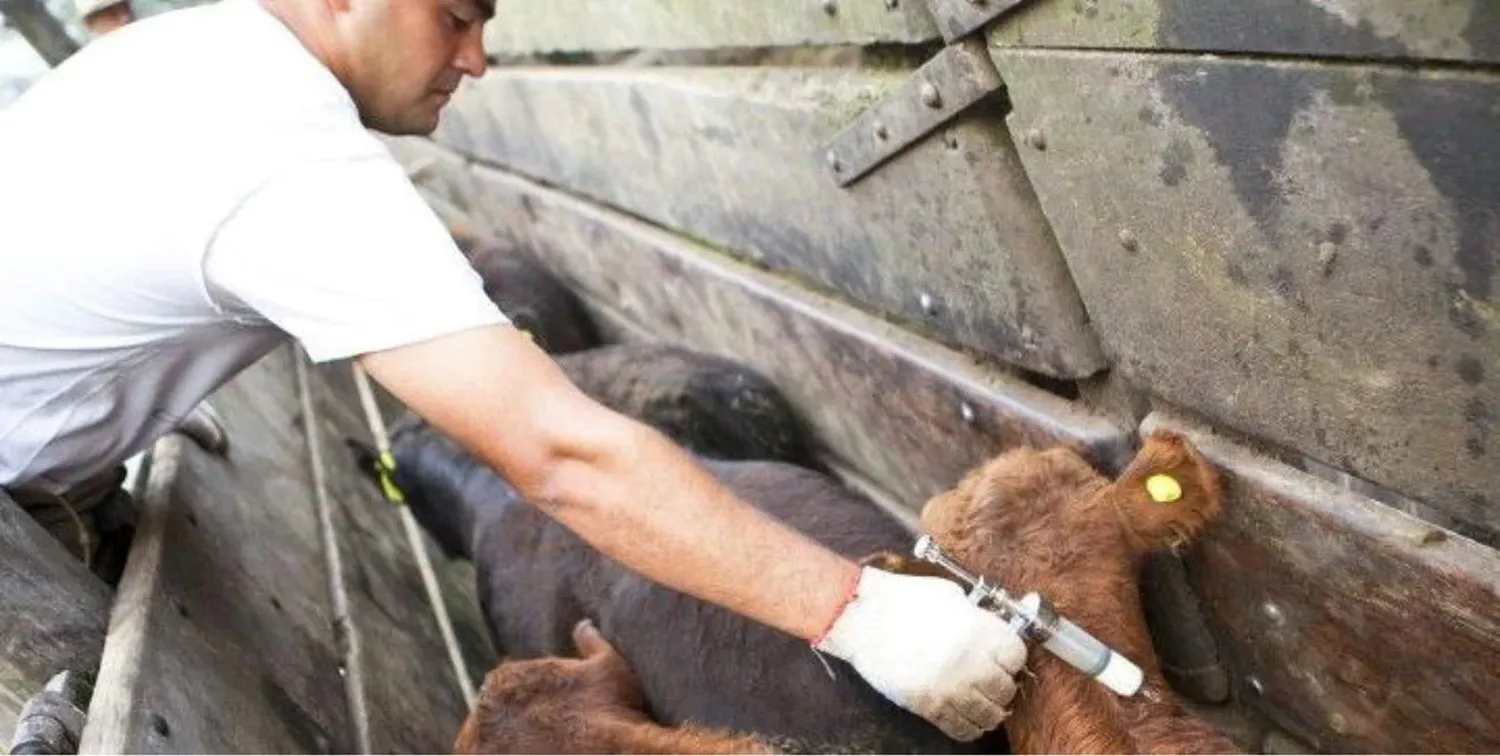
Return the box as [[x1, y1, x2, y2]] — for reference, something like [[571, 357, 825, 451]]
[[72, 0, 134, 36]]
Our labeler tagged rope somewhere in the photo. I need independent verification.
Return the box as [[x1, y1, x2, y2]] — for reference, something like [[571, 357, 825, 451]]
[[350, 362, 478, 709]]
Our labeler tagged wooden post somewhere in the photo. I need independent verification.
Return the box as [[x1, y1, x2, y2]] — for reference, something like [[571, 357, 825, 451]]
[[0, 490, 111, 745], [0, 0, 80, 67]]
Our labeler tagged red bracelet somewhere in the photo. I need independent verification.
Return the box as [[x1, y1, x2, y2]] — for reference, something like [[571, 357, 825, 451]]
[[811, 567, 864, 648]]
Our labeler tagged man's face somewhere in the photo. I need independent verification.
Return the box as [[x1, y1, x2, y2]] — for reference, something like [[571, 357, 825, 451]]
[[339, 0, 490, 135]]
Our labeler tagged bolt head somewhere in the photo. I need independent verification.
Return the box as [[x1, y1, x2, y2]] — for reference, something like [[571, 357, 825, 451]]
[[1025, 128, 1047, 151], [920, 82, 942, 109]]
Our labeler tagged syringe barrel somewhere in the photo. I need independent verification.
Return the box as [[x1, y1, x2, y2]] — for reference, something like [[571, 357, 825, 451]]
[[1015, 594, 1144, 697]]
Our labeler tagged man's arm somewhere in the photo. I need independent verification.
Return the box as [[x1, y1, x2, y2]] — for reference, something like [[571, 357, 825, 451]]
[[359, 324, 858, 641], [360, 323, 1028, 741]]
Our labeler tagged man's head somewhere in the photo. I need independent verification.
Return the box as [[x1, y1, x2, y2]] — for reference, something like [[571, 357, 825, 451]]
[[263, 0, 491, 135], [75, 0, 135, 36]]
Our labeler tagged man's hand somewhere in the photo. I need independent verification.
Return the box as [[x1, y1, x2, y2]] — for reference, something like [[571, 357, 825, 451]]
[[814, 567, 1028, 741]]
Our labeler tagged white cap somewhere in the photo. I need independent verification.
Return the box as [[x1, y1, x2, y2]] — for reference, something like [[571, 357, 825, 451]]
[[1096, 651, 1145, 697], [74, 0, 127, 18]]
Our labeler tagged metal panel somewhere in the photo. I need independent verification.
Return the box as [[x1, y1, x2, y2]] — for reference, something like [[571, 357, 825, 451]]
[[994, 49, 1500, 536], [484, 0, 939, 55], [989, 0, 1500, 64], [458, 161, 1130, 510], [823, 38, 1003, 185], [1146, 412, 1500, 754], [434, 66, 1105, 378], [925, 0, 1031, 42]]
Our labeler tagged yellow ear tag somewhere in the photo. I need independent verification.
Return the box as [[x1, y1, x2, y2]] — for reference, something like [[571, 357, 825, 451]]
[[1146, 474, 1182, 504]]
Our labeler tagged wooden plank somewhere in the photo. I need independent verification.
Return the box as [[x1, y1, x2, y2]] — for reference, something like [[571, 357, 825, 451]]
[[483, 0, 938, 55], [433, 66, 1106, 379], [0, 490, 110, 747], [452, 160, 1129, 508], [988, 0, 1500, 65], [1144, 411, 1500, 754], [993, 49, 1500, 537], [0, 0, 78, 67], [80, 349, 353, 754], [307, 359, 497, 754]]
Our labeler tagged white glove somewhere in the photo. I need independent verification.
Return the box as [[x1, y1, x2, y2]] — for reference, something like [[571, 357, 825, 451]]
[[813, 566, 1028, 742]]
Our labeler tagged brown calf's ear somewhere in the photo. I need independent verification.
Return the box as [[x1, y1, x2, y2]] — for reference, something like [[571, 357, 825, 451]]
[[1106, 431, 1224, 552]]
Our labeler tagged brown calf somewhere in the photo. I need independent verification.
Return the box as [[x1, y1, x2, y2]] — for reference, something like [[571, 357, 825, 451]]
[[897, 430, 1241, 754]]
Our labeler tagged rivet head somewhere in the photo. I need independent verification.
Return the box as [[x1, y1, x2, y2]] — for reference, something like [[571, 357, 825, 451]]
[[1025, 128, 1047, 151], [874, 122, 889, 141], [1263, 602, 1285, 625], [1247, 676, 1265, 696], [821, 0, 837, 15], [960, 403, 976, 425], [919, 293, 936, 314], [1118, 228, 1138, 251], [920, 82, 942, 109]]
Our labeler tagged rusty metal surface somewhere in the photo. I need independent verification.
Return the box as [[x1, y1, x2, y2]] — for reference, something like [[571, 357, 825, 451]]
[[925, 0, 1032, 42], [824, 38, 1003, 186], [989, 0, 1500, 64], [484, 0, 939, 56], [433, 66, 1104, 378], [1146, 412, 1500, 754], [995, 49, 1500, 537], [458, 161, 1130, 510]]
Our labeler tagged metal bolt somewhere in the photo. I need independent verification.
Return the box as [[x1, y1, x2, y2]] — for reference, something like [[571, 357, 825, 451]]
[[1118, 228, 1138, 252], [1263, 602, 1285, 626], [1025, 128, 1047, 151], [919, 293, 936, 314], [960, 403, 977, 425], [1247, 676, 1265, 696], [826, 151, 842, 173], [920, 82, 942, 109], [821, 0, 837, 15], [874, 122, 889, 141]]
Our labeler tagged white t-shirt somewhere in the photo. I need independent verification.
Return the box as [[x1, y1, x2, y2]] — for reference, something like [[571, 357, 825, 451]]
[[0, 0, 508, 494]]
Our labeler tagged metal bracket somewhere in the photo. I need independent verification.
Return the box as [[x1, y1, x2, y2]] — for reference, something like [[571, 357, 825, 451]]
[[821, 37, 1003, 187]]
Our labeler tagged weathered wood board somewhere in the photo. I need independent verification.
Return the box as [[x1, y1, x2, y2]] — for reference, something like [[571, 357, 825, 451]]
[[0, 490, 111, 747], [993, 49, 1500, 537], [308, 359, 498, 754], [80, 351, 352, 754], [1145, 411, 1500, 754], [484, 0, 939, 55], [988, 0, 1500, 64], [432, 66, 1105, 379], [453, 160, 1130, 509]]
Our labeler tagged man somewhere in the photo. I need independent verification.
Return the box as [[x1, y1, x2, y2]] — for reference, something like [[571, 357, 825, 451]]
[[72, 0, 133, 36], [0, 0, 1028, 740]]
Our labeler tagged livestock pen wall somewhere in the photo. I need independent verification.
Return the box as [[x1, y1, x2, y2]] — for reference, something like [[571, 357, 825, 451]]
[[388, 1, 1500, 752]]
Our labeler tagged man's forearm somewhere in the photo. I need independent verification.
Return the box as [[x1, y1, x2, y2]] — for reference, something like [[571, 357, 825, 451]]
[[527, 417, 861, 642]]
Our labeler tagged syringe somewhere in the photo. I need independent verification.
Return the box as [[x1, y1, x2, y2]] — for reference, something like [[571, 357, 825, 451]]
[[914, 535, 1144, 697]]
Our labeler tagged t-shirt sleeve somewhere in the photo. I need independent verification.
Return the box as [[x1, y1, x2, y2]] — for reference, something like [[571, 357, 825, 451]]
[[203, 156, 509, 363]]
